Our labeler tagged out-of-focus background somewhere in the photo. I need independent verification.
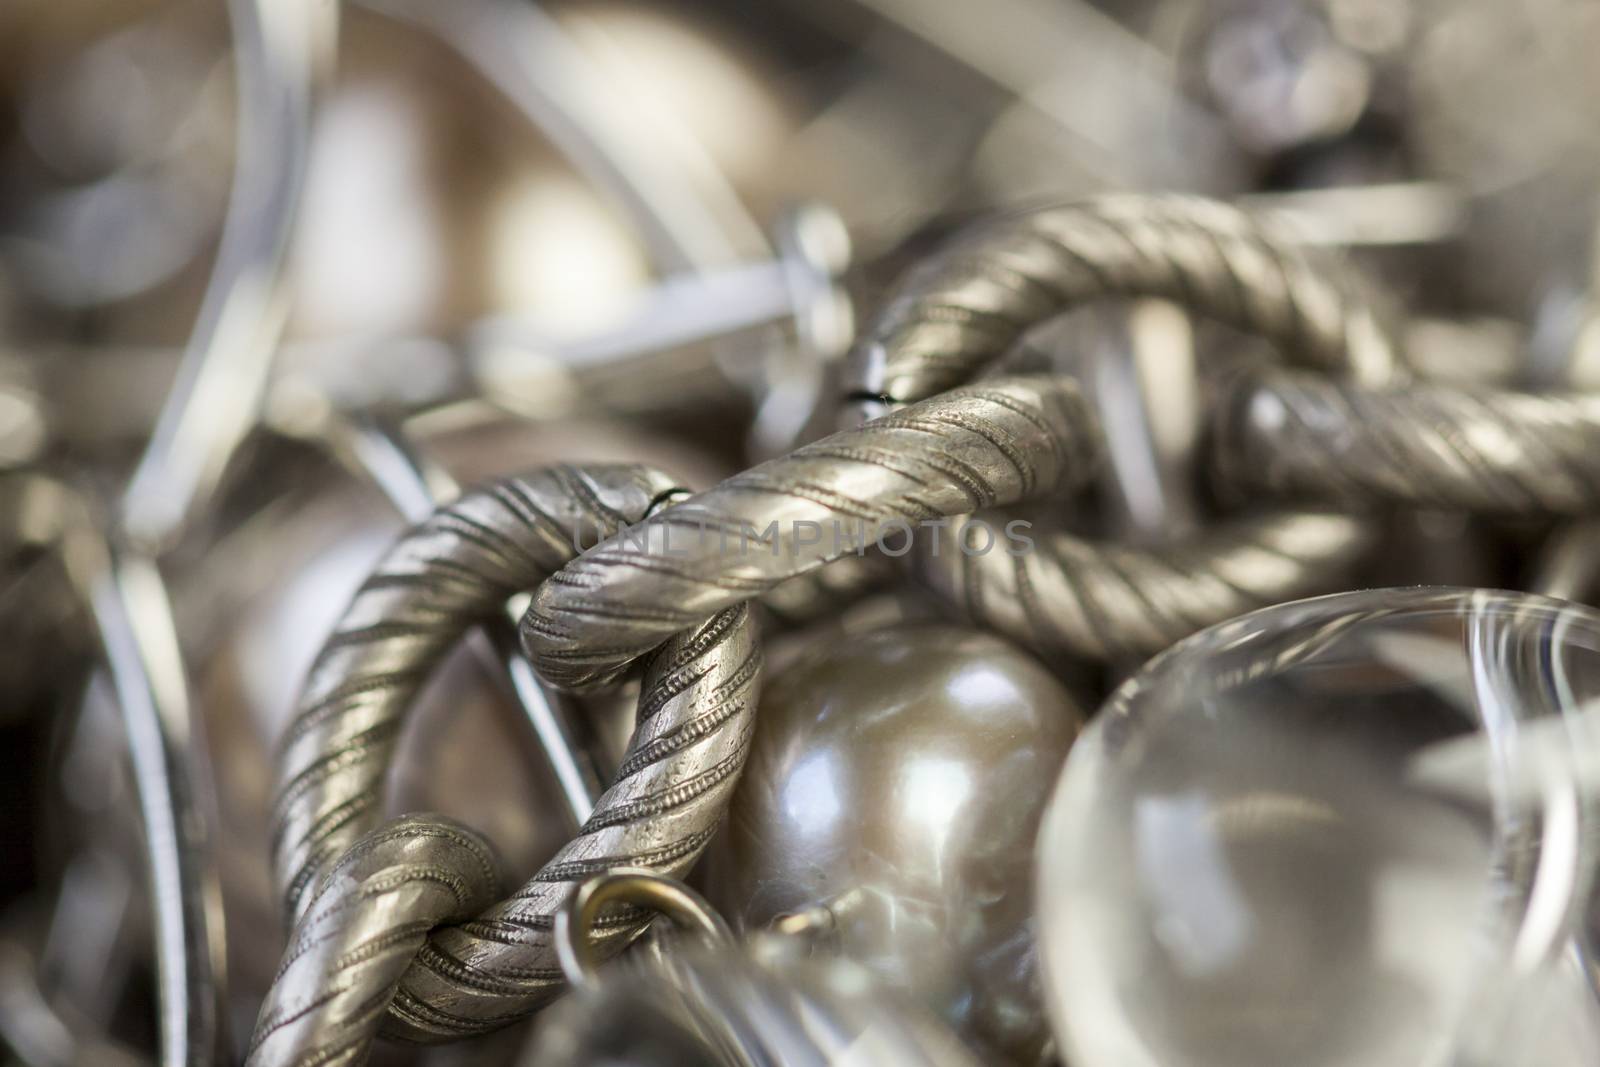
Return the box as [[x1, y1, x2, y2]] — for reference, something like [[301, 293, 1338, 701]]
[[4, 0, 1600, 1063]]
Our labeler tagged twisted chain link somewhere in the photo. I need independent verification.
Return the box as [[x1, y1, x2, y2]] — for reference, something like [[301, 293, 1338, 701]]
[[843, 194, 1398, 659], [270, 464, 682, 923], [255, 377, 1089, 1063], [520, 376, 1099, 689]]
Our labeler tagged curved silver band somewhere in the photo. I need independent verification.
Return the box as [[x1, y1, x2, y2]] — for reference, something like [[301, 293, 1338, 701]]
[[908, 509, 1377, 661]]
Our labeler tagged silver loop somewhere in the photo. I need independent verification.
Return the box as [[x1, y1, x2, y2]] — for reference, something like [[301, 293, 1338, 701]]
[[554, 869, 732, 988], [268, 463, 764, 1046], [271, 464, 684, 922], [264, 377, 1088, 1050]]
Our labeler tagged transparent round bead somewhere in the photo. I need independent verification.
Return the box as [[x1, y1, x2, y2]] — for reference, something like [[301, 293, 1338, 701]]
[[1037, 588, 1600, 1067]]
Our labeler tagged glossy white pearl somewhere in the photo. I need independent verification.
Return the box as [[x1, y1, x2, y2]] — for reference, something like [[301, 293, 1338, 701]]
[[707, 623, 1084, 1063]]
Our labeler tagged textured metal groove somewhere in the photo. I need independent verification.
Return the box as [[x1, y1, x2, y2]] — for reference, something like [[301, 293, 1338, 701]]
[[1217, 369, 1600, 514], [520, 375, 1101, 690]]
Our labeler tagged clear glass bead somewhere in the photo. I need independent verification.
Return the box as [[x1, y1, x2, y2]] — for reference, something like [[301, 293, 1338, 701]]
[[1037, 588, 1600, 1067]]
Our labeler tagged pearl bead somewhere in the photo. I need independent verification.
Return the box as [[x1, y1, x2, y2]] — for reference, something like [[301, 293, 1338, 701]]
[[707, 623, 1084, 1063]]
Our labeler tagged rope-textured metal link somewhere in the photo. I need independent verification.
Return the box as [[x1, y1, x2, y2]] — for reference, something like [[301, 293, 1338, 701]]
[[262, 463, 767, 1062], [271, 464, 682, 922], [520, 375, 1100, 690], [908, 510, 1376, 661], [259, 378, 1089, 1062], [846, 193, 1398, 409], [840, 194, 1397, 658], [1216, 368, 1600, 514], [385, 606, 758, 1041], [247, 815, 502, 1067]]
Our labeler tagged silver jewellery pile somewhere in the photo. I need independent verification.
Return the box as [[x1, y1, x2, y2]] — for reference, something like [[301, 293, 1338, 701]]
[[10, 1, 1600, 1065]]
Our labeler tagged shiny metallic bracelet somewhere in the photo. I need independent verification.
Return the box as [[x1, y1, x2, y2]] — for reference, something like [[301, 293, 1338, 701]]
[[1214, 367, 1600, 515], [840, 193, 1396, 661], [255, 377, 1087, 1064]]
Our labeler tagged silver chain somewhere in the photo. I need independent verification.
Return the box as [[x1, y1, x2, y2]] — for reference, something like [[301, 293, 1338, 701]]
[[253, 376, 1088, 1063], [248, 190, 1600, 1061]]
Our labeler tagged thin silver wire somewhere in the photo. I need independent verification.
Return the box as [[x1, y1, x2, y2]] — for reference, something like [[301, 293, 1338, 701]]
[[77, 534, 226, 1067], [120, 0, 329, 551], [908, 509, 1378, 661]]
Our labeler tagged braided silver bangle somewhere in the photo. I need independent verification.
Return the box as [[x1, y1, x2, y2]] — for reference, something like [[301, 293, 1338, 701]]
[[255, 376, 1087, 1063], [842, 193, 1398, 658]]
